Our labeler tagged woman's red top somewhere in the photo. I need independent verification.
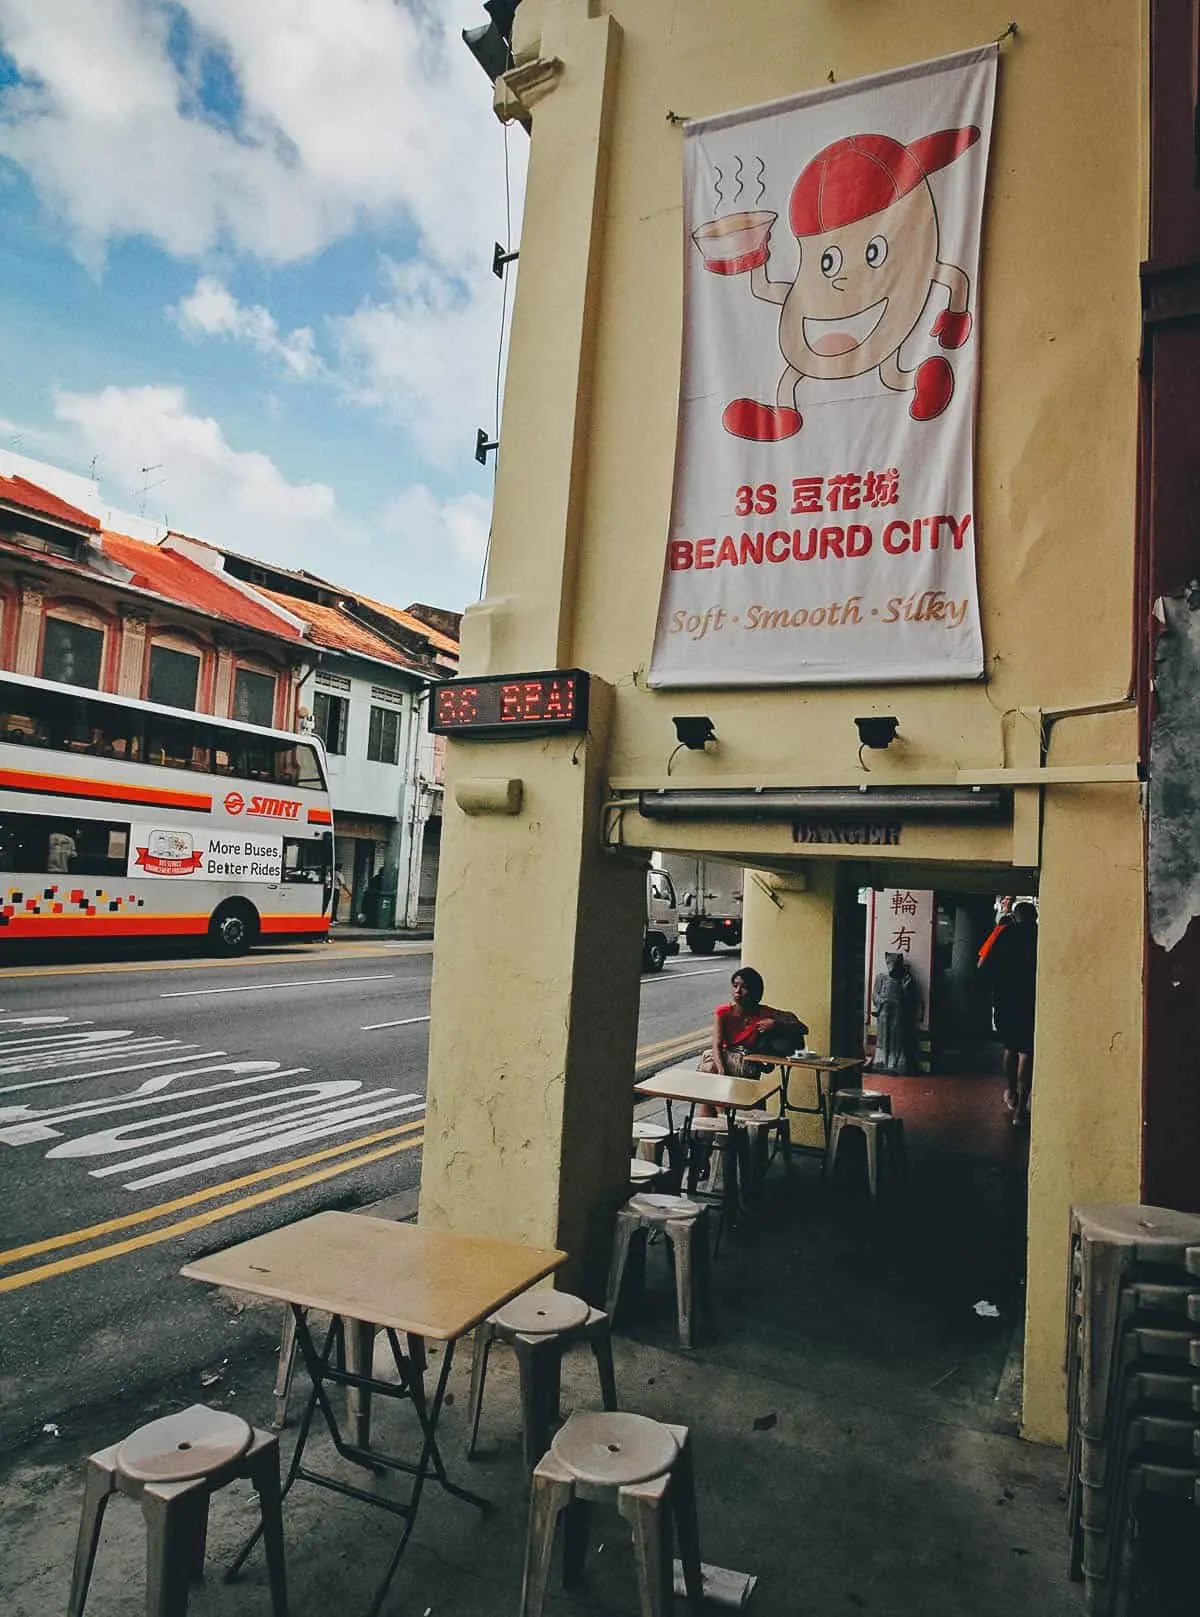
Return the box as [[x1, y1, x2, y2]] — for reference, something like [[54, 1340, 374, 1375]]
[[715, 1003, 778, 1050]]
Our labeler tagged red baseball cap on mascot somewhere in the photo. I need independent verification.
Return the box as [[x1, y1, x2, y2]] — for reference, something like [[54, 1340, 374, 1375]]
[[788, 127, 980, 236]]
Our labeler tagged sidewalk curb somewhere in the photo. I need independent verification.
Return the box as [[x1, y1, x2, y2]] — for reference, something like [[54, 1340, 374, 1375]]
[[327, 928, 434, 943]]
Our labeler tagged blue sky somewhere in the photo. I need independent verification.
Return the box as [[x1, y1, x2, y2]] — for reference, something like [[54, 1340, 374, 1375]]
[[0, 0, 525, 610]]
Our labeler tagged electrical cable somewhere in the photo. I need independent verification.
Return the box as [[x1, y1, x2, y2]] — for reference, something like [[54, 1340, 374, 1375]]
[[478, 58, 516, 600]]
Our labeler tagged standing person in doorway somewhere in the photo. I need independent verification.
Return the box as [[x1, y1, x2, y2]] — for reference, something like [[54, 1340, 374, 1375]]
[[976, 895, 1014, 968], [980, 901, 1038, 1126], [331, 865, 351, 925]]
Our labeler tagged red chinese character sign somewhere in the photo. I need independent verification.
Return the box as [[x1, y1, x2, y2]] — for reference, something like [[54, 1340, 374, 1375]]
[[865, 888, 935, 1074], [648, 46, 997, 687]]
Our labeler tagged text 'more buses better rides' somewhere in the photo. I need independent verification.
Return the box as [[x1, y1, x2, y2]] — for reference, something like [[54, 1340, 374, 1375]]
[[0, 671, 333, 953]]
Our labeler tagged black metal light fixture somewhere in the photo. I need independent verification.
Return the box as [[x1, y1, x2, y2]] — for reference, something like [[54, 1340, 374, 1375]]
[[474, 429, 499, 466], [673, 716, 716, 751], [854, 715, 899, 749], [462, 0, 519, 83], [492, 243, 520, 279]]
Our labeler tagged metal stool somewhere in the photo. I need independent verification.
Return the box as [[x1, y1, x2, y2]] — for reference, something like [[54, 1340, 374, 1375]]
[[466, 1289, 618, 1469], [68, 1404, 287, 1617], [633, 1120, 671, 1163], [631, 1157, 667, 1190], [730, 1109, 775, 1200], [682, 1114, 727, 1197], [827, 1110, 906, 1200], [520, 1411, 704, 1616], [833, 1088, 893, 1116], [606, 1194, 712, 1349]]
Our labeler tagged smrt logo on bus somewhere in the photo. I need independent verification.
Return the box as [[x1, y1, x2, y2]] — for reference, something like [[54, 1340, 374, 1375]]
[[223, 791, 300, 821]]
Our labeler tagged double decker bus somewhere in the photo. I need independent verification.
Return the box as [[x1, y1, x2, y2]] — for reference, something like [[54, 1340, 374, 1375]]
[[0, 671, 333, 953]]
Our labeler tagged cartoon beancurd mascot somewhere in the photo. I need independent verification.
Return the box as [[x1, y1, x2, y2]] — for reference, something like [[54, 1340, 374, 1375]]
[[692, 127, 980, 441]]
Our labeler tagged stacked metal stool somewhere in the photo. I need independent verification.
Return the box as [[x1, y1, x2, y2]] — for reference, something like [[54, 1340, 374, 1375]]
[[1066, 1203, 1200, 1615]]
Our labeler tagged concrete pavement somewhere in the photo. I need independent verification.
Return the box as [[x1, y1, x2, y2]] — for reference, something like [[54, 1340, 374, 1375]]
[[0, 946, 719, 1455], [0, 1133, 1090, 1617]]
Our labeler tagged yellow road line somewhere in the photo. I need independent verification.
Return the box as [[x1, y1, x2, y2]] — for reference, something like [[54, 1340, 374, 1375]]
[[0, 943, 428, 981], [636, 1025, 708, 1058], [0, 1118, 427, 1267], [0, 1134, 425, 1294]]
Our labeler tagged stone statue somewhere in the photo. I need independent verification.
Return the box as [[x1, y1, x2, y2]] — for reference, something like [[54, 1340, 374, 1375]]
[[872, 950, 923, 1075]]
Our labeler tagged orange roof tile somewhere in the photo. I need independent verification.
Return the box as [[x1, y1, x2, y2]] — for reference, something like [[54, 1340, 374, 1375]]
[[256, 587, 422, 670], [0, 475, 101, 532], [354, 591, 459, 655], [101, 531, 303, 640]]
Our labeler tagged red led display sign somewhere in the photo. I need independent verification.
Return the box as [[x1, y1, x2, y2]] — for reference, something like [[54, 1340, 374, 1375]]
[[429, 669, 590, 738]]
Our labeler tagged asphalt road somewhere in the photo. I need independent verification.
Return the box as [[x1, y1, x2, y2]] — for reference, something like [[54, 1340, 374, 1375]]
[[0, 939, 738, 1450]]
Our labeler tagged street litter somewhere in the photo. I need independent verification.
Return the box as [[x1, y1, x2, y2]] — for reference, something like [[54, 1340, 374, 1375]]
[[973, 1300, 1001, 1318], [41, 1422, 60, 1437]]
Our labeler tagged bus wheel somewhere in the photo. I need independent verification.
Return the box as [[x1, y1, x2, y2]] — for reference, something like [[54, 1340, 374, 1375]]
[[209, 900, 259, 956]]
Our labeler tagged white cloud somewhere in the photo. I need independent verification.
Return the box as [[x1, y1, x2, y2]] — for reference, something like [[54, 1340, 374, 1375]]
[[54, 383, 337, 537], [40, 383, 488, 607], [172, 275, 321, 379], [333, 257, 503, 464], [382, 483, 490, 572], [0, 0, 523, 276]]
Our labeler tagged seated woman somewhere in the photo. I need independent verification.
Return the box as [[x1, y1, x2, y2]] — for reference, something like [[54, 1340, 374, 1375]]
[[700, 966, 806, 1078]]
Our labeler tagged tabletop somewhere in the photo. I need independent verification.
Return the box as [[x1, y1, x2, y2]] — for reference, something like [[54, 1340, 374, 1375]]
[[635, 1065, 781, 1111], [773, 1053, 869, 1073], [181, 1211, 566, 1341]]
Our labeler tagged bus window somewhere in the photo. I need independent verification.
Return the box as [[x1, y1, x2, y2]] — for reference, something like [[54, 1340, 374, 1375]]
[[274, 741, 326, 790], [291, 742, 326, 790], [97, 712, 143, 762], [282, 836, 328, 884], [274, 747, 300, 787], [0, 679, 323, 790], [237, 736, 275, 782], [146, 715, 210, 771], [0, 709, 41, 745], [1, 684, 145, 760], [0, 811, 130, 876]]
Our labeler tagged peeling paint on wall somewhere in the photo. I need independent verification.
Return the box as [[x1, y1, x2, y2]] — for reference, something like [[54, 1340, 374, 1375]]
[[1148, 589, 1200, 951]]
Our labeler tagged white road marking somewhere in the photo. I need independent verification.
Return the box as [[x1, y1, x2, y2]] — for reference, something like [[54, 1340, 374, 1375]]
[[160, 974, 396, 999], [643, 966, 729, 981], [0, 1038, 181, 1076], [0, 1048, 220, 1098], [120, 1097, 427, 1188], [361, 1015, 431, 1031], [0, 1015, 86, 1028], [0, 1029, 131, 1058], [0, 1064, 309, 1143], [0, 1007, 428, 1198]]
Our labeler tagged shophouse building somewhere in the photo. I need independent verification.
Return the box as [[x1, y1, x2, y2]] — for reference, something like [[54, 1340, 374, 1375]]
[[422, 0, 1196, 1445], [0, 470, 458, 929], [193, 544, 456, 928], [0, 473, 307, 723]]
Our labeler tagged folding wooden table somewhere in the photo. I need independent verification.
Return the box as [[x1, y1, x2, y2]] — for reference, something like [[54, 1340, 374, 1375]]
[[183, 1211, 564, 1617], [634, 1065, 781, 1227], [770, 1053, 869, 1159]]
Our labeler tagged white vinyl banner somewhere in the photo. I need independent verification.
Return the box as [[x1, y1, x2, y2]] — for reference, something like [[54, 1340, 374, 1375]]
[[648, 46, 997, 687], [127, 825, 283, 882]]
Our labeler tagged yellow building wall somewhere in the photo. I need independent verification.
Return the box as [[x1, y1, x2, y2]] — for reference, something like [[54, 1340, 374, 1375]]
[[741, 866, 838, 1150], [423, 0, 1147, 1438]]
